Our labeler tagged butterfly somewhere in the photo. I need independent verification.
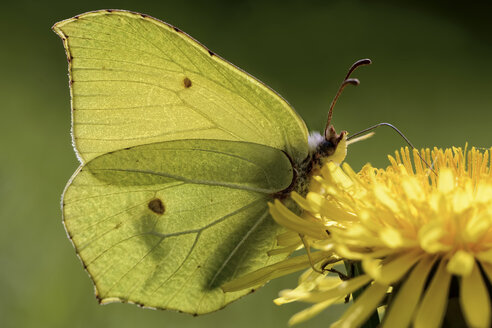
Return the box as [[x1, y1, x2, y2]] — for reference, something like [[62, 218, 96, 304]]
[[54, 9, 368, 314]]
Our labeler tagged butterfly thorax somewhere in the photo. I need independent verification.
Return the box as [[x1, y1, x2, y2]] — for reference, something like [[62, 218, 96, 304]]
[[276, 127, 347, 200]]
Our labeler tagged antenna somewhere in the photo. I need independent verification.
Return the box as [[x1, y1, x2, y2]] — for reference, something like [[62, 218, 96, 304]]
[[325, 58, 372, 138], [347, 122, 436, 175]]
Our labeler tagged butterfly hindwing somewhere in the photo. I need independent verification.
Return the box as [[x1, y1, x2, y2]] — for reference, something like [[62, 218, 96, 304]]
[[63, 139, 293, 313]]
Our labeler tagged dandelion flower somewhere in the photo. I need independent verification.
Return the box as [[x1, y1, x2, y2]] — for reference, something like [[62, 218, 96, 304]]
[[235, 146, 492, 327]]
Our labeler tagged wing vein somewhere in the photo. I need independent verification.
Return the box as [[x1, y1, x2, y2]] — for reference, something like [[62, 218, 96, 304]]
[[206, 209, 269, 289], [93, 167, 274, 194]]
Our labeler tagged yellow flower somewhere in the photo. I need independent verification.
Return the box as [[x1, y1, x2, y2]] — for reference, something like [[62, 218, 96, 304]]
[[278, 146, 492, 327], [226, 146, 492, 327]]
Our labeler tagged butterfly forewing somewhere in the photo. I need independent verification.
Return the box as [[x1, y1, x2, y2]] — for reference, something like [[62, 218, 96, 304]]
[[53, 10, 309, 163]]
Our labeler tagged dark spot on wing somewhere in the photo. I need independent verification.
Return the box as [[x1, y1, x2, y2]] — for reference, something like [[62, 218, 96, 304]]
[[74, 15, 80, 19], [173, 26, 181, 32], [208, 50, 214, 56], [140, 14, 147, 18], [148, 198, 165, 215], [183, 77, 192, 88], [106, 9, 113, 13]]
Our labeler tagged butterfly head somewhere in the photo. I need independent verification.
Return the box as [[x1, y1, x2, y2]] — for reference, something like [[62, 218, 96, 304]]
[[308, 126, 347, 168], [319, 126, 347, 165]]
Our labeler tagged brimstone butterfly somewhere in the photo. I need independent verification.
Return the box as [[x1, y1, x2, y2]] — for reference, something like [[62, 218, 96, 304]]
[[54, 9, 365, 314]]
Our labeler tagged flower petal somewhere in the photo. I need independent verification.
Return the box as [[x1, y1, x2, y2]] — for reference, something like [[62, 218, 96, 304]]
[[480, 261, 492, 282], [477, 248, 492, 264], [276, 230, 302, 247], [269, 201, 328, 240], [288, 297, 344, 326], [275, 274, 341, 305], [382, 256, 436, 327], [287, 274, 372, 303], [374, 184, 399, 212], [437, 168, 454, 193], [401, 177, 424, 201], [447, 250, 475, 276], [267, 243, 301, 256], [379, 227, 403, 248], [221, 251, 332, 292], [419, 220, 450, 253], [460, 262, 491, 328], [331, 282, 387, 328], [414, 259, 452, 328], [363, 250, 422, 285]]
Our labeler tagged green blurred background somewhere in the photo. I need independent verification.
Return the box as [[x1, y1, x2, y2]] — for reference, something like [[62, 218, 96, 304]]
[[1, 1, 491, 327]]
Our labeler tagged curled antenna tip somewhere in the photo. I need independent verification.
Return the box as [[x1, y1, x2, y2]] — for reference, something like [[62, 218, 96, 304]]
[[351, 59, 372, 69], [357, 58, 372, 65], [343, 78, 360, 86], [345, 58, 372, 80]]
